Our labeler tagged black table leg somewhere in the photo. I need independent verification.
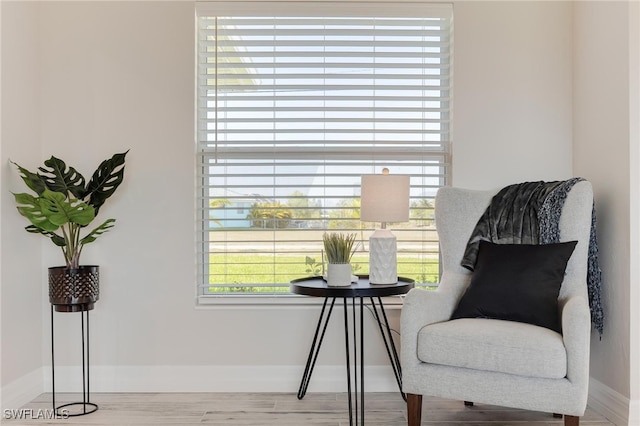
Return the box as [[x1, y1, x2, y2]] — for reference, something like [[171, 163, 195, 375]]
[[297, 297, 336, 399], [359, 297, 364, 425], [370, 296, 405, 401], [343, 297, 366, 426], [343, 298, 353, 426], [351, 298, 360, 426]]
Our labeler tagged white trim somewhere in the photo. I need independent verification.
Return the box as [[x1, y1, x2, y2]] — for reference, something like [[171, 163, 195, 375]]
[[0, 368, 44, 411], [588, 377, 629, 426], [631, 399, 640, 426], [43, 365, 398, 393], [196, 294, 406, 308], [196, 3, 449, 298], [8, 366, 633, 422], [196, 1, 453, 18]]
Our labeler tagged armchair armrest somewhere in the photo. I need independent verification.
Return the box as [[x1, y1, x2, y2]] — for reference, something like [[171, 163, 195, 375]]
[[401, 272, 470, 369], [561, 295, 591, 386]]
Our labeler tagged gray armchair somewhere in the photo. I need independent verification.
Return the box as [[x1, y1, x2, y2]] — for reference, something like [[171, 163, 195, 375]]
[[401, 181, 593, 426]]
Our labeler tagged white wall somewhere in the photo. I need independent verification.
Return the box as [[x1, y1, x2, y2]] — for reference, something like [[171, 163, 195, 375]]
[[453, 1, 573, 188], [574, 0, 630, 395], [629, 3, 640, 423], [33, 1, 397, 385], [0, 0, 45, 409], [2, 2, 635, 423], [32, 0, 573, 372], [573, 2, 640, 425]]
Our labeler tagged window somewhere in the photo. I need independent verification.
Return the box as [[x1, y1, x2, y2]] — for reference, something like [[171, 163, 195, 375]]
[[196, 2, 452, 300]]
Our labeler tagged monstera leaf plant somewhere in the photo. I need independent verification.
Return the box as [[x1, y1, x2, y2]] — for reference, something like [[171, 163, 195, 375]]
[[11, 151, 128, 269]]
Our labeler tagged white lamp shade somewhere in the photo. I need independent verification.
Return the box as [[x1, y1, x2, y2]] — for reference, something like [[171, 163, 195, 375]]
[[360, 174, 410, 223]]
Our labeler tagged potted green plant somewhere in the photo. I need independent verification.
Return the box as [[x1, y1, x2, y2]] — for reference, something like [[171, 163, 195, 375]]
[[322, 232, 358, 286], [11, 151, 128, 312]]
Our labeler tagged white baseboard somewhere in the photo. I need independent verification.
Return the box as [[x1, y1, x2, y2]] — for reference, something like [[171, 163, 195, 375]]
[[588, 377, 631, 426], [3, 365, 397, 409], [43, 365, 399, 393], [1, 368, 44, 411], [630, 399, 640, 426], [5, 368, 638, 425]]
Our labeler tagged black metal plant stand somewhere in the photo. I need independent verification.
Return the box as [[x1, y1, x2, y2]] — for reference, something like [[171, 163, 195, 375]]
[[51, 305, 98, 417]]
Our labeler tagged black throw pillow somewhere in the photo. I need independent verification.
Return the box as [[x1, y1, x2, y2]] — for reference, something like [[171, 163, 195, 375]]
[[451, 240, 577, 333]]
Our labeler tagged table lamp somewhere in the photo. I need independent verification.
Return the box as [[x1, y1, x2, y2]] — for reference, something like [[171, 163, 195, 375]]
[[360, 169, 410, 284]]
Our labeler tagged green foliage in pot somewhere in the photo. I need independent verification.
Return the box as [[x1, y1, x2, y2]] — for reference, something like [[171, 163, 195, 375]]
[[11, 151, 128, 269], [323, 232, 359, 264]]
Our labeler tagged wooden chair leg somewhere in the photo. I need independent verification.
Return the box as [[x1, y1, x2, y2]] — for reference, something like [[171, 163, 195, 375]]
[[464, 401, 474, 407], [407, 393, 422, 426], [564, 415, 579, 426]]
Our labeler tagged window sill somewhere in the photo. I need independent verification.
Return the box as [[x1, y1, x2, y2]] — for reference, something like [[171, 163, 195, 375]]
[[196, 294, 407, 309]]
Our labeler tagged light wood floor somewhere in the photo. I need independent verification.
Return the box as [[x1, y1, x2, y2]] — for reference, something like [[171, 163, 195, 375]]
[[4, 392, 614, 425]]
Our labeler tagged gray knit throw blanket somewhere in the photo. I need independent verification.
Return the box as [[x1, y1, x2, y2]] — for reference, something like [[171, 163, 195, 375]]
[[461, 178, 604, 336]]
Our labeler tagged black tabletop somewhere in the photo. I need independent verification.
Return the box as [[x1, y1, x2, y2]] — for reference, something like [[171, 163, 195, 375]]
[[290, 275, 415, 298]]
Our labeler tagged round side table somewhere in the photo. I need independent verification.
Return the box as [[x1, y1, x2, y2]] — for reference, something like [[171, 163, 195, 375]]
[[290, 275, 414, 426]]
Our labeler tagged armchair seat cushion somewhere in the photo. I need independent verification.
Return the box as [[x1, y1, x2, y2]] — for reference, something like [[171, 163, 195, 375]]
[[417, 318, 567, 379]]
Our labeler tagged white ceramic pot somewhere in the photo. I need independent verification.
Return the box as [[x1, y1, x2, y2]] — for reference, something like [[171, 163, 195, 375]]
[[326, 263, 352, 286]]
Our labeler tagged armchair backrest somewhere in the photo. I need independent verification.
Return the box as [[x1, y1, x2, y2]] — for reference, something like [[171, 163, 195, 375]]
[[435, 181, 593, 303]]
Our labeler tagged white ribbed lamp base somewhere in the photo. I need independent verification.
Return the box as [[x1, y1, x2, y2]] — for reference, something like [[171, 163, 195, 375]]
[[368, 229, 397, 284]]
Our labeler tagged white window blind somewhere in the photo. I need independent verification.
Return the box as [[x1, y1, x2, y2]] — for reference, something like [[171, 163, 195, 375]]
[[196, 2, 452, 298]]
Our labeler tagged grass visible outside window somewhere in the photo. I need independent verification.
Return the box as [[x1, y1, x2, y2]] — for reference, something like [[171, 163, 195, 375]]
[[207, 253, 439, 294]]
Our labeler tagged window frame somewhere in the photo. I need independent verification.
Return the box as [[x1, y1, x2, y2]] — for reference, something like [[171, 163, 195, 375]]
[[195, 1, 452, 305]]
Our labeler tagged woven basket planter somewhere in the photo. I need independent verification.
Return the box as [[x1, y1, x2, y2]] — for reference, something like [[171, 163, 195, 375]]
[[48, 266, 99, 312]]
